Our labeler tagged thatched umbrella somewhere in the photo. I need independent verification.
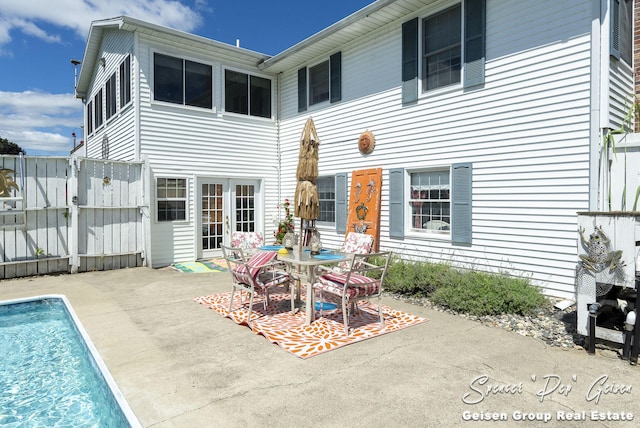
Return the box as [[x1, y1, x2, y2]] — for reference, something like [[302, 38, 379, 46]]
[[294, 118, 320, 245]]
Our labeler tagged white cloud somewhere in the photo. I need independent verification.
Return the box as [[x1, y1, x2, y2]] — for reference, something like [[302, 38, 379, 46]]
[[2, 129, 72, 155], [14, 20, 62, 44], [0, 90, 83, 154], [0, 0, 202, 48], [0, 1, 204, 155]]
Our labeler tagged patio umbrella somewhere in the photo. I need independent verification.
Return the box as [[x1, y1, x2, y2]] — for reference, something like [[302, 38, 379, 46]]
[[294, 118, 320, 244]]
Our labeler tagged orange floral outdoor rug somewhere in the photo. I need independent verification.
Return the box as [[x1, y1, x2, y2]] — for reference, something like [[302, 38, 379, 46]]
[[195, 289, 428, 359]]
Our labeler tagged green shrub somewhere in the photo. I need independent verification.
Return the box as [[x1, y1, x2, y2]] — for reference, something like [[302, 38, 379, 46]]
[[383, 259, 450, 296], [430, 271, 547, 316], [379, 257, 547, 316]]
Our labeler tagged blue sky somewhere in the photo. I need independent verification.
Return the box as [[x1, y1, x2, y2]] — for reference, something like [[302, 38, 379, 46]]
[[0, 0, 374, 156]]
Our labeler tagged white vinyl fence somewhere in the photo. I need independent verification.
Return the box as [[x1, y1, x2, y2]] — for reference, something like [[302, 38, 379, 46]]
[[0, 155, 149, 279]]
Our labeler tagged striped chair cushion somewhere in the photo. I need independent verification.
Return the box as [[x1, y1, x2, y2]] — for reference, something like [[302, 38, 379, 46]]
[[232, 251, 277, 284], [315, 272, 380, 299], [257, 271, 289, 287]]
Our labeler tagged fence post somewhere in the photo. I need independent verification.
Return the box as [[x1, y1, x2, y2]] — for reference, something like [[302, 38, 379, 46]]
[[68, 156, 80, 273]]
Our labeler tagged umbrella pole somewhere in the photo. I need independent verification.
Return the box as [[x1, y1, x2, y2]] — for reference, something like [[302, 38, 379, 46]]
[[299, 219, 304, 249]]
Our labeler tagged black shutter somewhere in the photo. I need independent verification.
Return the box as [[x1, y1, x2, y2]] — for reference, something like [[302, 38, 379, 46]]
[[451, 163, 472, 245], [401, 18, 418, 104], [298, 67, 307, 112], [330, 52, 342, 103], [464, 0, 486, 88], [389, 168, 405, 239], [335, 172, 348, 234], [611, 0, 632, 63]]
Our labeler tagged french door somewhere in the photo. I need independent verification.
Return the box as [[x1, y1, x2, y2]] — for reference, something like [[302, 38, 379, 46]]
[[199, 178, 260, 258]]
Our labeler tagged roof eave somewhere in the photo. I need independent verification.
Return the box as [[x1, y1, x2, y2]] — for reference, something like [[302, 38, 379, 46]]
[[258, 0, 398, 72], [75, 17, 125, 98], [75, 16, 271, 98]]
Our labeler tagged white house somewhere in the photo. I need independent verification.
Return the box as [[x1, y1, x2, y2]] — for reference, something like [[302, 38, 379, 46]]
[[74, 0, 636, 299]]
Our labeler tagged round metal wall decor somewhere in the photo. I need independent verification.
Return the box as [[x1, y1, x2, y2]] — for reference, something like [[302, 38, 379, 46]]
[[358, 130, 375, 155]]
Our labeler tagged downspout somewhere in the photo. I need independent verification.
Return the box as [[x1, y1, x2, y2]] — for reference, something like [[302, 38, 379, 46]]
[[131, 31, 152, 266], [589, 0, 608, 211], [134, 31, 141, 161], [276, 73, 282, 218]]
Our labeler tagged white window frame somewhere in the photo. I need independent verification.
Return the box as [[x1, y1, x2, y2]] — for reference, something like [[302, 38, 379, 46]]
[[223, 67, 273, 119], [420, 3, 462, 94], [94, 89, 103, 130], [119, 54, 132, 109], [156, 177, 189, 223], [86, 100, 93, 136], [152, 51, 213, 110], [106, 72, 117, 121], [308, 59, 330, 106], [406, 167, 451, 238], [316, 175, 336, 226]]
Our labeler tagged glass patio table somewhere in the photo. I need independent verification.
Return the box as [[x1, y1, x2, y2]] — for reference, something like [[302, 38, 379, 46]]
[[276, 248, 349, 325]]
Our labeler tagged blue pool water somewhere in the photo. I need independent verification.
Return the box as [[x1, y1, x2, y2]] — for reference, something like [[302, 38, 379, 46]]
[[0, 296, 139, 427]]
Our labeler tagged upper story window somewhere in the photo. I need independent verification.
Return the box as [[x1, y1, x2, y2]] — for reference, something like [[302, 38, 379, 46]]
[[119, 55, 131, 108], [94, 89, 103, 129], [298, 52, 342, 112], [153, 53, 212, 109], [106, 72, 117, 120], [309, 61, 330, 105], [317, 176, 336, 224], [423, 5, 461, 90], [224, 70, 272, 118], [402, 0, 485, 103], [86, 101, 93, 135]]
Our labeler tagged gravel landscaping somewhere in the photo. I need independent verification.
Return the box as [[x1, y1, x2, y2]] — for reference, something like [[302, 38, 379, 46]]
[[387, 293, 584, 350]]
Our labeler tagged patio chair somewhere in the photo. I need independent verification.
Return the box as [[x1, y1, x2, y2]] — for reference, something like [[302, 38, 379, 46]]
[[313, 251, 392, 335], [340, 231, 374, 254], [332, 232, 375, 272], [221, 245, 293, 323], [230, 231, 264, 254]]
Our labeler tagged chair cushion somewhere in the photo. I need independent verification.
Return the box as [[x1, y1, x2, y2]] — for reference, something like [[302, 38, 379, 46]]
[[337, 232, 374, 271], [257, 271, 289, 287], [231, 231, 264, 249], [314, 272, 380, 299], [232, 250, 277, 281], [341, 232, 374, 254]]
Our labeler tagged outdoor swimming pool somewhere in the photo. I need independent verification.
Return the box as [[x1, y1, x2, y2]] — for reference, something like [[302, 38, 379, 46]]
[[0, 295, 140, 427]]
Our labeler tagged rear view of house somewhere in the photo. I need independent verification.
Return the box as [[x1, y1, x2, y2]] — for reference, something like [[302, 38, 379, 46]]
[[74, 0, 635, 299]]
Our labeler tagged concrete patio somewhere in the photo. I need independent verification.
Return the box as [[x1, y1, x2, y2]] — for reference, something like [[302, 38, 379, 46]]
[[1, 267, 639, 427]]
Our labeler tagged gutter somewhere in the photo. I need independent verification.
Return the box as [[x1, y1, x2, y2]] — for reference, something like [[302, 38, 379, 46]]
[[258, 0, 397, 71]]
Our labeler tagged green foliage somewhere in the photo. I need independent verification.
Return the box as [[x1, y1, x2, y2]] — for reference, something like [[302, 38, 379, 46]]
[[430, 271, 547, 316], [273, 199, 294, 243], [382, 258, 547, 316], [0, 136, 26, 155], [383, 258, 456, 297]]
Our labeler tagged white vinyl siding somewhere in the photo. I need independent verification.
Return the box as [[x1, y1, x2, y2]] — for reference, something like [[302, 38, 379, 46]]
[[137, 36, 279, 266], [79, 0, 633, 299], [277, 0, 594, 298], [85, 30, 136, 161]]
